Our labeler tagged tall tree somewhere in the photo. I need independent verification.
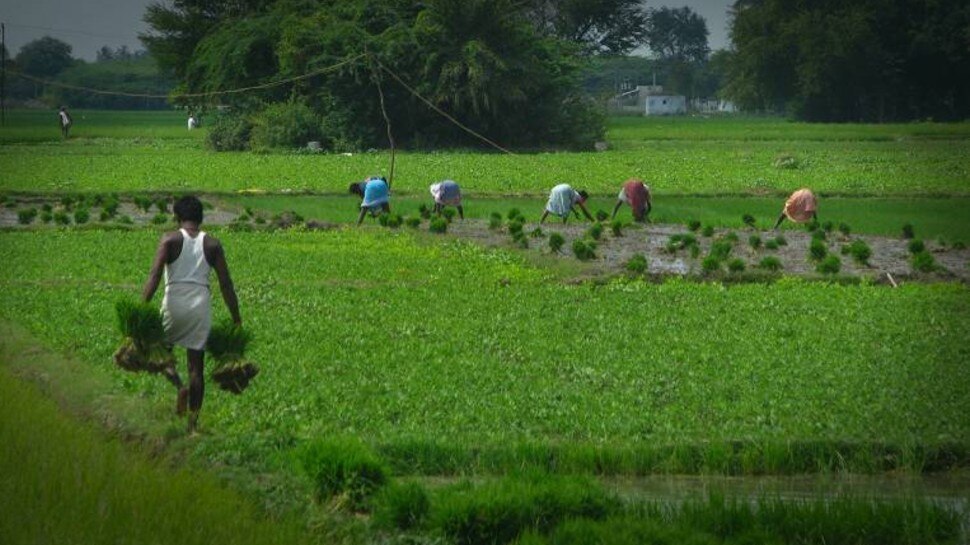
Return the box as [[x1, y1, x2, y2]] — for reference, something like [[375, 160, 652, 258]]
[[645, 6, 710, 63], [15, 36, 74, 77], [527, 0, 649, 55]]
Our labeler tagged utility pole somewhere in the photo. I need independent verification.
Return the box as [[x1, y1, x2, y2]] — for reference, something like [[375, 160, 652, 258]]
[[1, 22, 6, 126]]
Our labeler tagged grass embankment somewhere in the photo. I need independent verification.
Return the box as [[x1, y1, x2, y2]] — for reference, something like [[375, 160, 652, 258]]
[[0, 366, 315, 545], [0, 229, 967, 477]]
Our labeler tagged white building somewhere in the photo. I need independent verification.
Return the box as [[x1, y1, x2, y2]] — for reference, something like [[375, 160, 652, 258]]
[[644, 95, 687, 115], [608, 85, 687, 116]]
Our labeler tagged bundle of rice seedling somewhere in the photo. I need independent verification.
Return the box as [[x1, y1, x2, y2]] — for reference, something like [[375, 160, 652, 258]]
[[207, 321, 258, 394], [113, 299, 175, 374]]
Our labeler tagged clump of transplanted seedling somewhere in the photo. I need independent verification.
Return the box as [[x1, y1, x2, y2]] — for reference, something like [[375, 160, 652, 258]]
[[549, 233, 565, 253], [773, 153, 799, 169], [595, 209, 609, 222], [17, 208, 38, 225], [822, 221, 834, 234], [54, 211, 71, 225], [701, 255, 721, 274], [816, 255, 841, 275], [507, 208, 525, 222], [405, 216, 421, 229], [765, 239, 779, 251], [710, 239, 733, 262], [701, 225, 715, 237], [489, 212, 503, 230], [901, 224, 915, 239], [133, 196, 153, 213], [907, 239, 925, 254], [723, 231, 739, 244], [773, 235, 788, 246], [687, 220, 701, 232], [113, 298, 175, 374], [666, 233, 698, 254], [811, 229, 827, 242], [758, 256, 783, 272], [74, 208, 90, 225], [418, 204, 431, 220], [154, 197, 169, 213], [384, 214, 403, 228], [748, 235, 762, 250], [441, 208, 456, 223], [838, 222, 851, 236], [530, 227, 545, 238], [207, 320, 259, 394], [610, 219, 624, 237], [572, 238, 596, 261], [727, 258, 746, 273], [587, 222, 603, 241], [911, 251, 937, 273], [806, 219, 820, 233], [809, 239, 827, 261], [742, 214, 757, 228], [844, 239, 872, 266], [429, 217, 447, 234], [507, 220, 528, 248], [40, 211, 53, 224], [625, 254, 647, 274]]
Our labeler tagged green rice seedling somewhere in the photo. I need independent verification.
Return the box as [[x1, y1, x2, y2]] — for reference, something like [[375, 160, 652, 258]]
[[385, 214, 403, 229], [373, 482, 430, 530], [17, 208, 38, 225], [508, 220, 524, 237], [0, 194, 7, 206], [530, 227, 545, 238], [774, 235, 788, 246], [838, 222, 851, 236], [40, 211, 53, 224], [53, 211, 70, 225], [758, 256, 783, 271], [514, 234, 529, 249], [907, 239, 925, 254], [689, 244, 700, 258], [572, 239, 596, 261], [237, 213, 252, 222], [723, 231, 739, 244], [728, 258, 746, 273], [610, 220, 624, 237], [595, 209, 609, 222], [133, 195, 152, 213], [113, 299, 174, 374], [378, 214, 390, 227], [625, 254, 647, 274], [418, 204, 431, 219], [200, 199, 214, 210], [816, 255, 841, 274], [812, 229, 827, 242], [902, 223, 915, 239], [74, 208, 90, 225], [60, 195, 75, 210], [549, 233, 565, 253], [117, 215, 133, 225], [507, 208, 524, 221], [742, 214, 756, 228], [765, 239, 779, 250], [207, 320, 258, 394], [702, 255, 721, 274], [773, 153, 799, 169], [952, 241, 966, 250], [488, 212, 503, 230], [911, 251, 936, 273], [809, 239, 827, 261], [244, 206, 255, 217], [429, 217, 448, 234], [152, 213, 169, 225], [848, 240, 872, 265], [254, 215, 266, 225], [701, 225, 715, 237], [297, 437, 389, 511], [687, 220, 701, 232], [822, 221, 834, 233], [587, 223, 604, 241], [41, 202, 52, 213], [405, 216, 421, 229], [710, 240, 733, 261], [748, 234, 762, 249], [442, 208, 457, 223], [806, 220, 820, 232], [99, 210, 111, 222], [154, 198, 169, 213]]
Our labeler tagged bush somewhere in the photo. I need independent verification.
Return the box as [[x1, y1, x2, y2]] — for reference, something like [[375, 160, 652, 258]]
[[727, 258, 746, 273], [701, 225, 715, 237], [373, 482, 430, 530], [809, 239, 827, 261], [848, 240, 872, 265], [249, 100, 322, 151], [74, 208, 90, 225], [742, 214, 756, 228], [702, 255, 721, 274], [759, 256, 783, 271], [625, 254, 647, 274], [610, 219, 623, 237], [902, 224, 915, 239], [429, 217, 448, 234], [205, 112, 253, 151], [687, 220, 701, 232], [405, 216, 421, 229], [549, 233, 565, 253], [586, 223, 603, 241], [911, 251, 936, 273], [816, 255, 841, 274], [297, 438, 390, 511], [838, 222, 851, 236], [17, 208, 38, 225], [748, 235, 762, 249], [572, 239, 596, 261], [907, 239, 925, 254], [489, 212, 503, 230]]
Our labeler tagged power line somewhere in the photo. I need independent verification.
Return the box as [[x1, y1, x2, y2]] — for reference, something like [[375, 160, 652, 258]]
[[2, 22, 138, 42]]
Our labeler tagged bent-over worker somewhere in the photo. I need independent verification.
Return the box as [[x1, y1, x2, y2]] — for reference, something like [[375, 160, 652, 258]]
[[350, 176, 391, 226], [773, 188, 818, 229], [540, 183, 593, 224], [611, 178, 652, 222], [430, 179, 464, 220]]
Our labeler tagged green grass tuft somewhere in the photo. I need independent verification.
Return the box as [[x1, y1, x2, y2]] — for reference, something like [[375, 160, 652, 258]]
[[297, 437, 390, 511]]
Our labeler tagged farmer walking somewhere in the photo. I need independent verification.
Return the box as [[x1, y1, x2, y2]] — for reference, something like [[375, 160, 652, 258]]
[[141, 195, 242, 433], [540, 183, 594, 224], [350, 176, 391, 226], [773, 188, 818, 229], [430, 179, 464, 220], [58, 106, 73, 139], [611, 178, 652, 222]]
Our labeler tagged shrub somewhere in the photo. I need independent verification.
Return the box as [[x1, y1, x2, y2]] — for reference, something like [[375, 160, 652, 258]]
[[758, 256, 783, 271], [549, 233, 565, 253], [701, 225, 715, 237], [441, 208, 457, 222], [152, 213, 169, 225], [765, 240, 779, 250], [429, 217, 448, 234], [727, 258, 746, 273], [373, 482, 430, 530], [702, 255, 721, 274], [249, 100, 321, 150], [809, 239, 827, 261], [489, 212, 503, 230], [907, 239, 925, 254], [848, 240, 872, 265], [902, 223, 915, 239], [572, 239, 596, 260], [838, 222, 851, 236], [17, 208, 38, 225], [748, 235, 762, 249], [297, 437, 390, 511], [742, 214, 756, 228], [74, 208, 90, 225], [595, 209, 609, 222], [205, 112, 253, 151], [587, 223, 603, 241], [405, 216, 421, 229], [911, 251, 936, 273], [816, 255, 841, 274], [687, 220, 701, 232], [625, 254, 647, 274], [610, 219, 623, 237]]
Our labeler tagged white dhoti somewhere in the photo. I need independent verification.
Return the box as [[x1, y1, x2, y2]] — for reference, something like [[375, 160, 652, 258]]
[[162, 283, 211, 351]]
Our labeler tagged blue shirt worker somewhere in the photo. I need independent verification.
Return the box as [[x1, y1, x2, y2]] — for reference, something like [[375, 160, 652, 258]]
[[349, 176, 391, 226]]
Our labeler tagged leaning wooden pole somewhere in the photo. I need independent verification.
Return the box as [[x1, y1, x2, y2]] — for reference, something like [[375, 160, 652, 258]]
[[373, 61, 395, 189]]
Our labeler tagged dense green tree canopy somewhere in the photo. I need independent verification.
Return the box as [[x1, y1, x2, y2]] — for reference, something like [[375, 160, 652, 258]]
[[15, 36, 75, 78], [527, 0, 649, 56]]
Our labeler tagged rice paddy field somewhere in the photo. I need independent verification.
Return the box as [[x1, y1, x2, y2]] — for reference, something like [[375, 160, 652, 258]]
[[1, 110, 969, 544]]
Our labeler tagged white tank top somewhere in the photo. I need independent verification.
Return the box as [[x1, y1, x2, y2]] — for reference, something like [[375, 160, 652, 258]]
[[164, 229, 210, 287]]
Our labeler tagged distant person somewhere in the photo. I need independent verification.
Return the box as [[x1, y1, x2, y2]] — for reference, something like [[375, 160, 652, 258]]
[[430, 179, 464, 220], [773, 188, 818, 229], [611, 178, 652, 223], [350, 176, 391, 226], [58, 106, 73, 139], [141, 195, 242, 433], [187, 114, 199, 130], [540, 183, 593, 224]]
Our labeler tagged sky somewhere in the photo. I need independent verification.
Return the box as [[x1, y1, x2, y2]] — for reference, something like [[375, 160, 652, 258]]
[[0, 0, 733, 61]]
